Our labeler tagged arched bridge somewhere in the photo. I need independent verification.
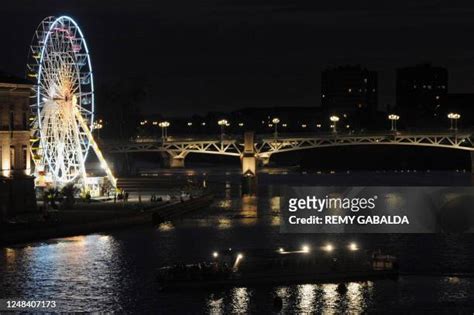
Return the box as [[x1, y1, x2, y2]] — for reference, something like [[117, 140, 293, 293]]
[[103, 130, 474, 171]]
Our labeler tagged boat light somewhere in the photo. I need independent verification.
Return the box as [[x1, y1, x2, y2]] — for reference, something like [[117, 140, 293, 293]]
[[301, 244, 310, 253], [349, 243, 358, 251], [323, 244, 334, 252], [233, 253, 244, 269], [213, 251, 219, 258]]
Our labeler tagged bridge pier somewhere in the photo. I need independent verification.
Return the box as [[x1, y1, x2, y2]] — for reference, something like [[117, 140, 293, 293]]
[[241, 132, 257, 195], [258, 154, 271, 167], [170, 156, 185, 168], [161, 152, 186, 168]]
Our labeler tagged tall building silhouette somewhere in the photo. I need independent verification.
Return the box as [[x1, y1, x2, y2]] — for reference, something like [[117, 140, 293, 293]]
[[396, 63, 448, 123], [321, 65, 377, 129]]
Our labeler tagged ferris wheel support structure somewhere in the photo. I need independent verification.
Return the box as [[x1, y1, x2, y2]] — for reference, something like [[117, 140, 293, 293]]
[[74, 107, 117, 188]]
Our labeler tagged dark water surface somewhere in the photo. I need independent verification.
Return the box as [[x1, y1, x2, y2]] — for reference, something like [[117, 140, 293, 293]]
[[1, 169, 474, 313]]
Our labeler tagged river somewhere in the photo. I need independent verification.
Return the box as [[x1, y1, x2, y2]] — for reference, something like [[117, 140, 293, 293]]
[[1, 168, 474, 313]]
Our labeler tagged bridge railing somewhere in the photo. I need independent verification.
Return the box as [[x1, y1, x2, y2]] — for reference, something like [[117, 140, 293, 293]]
[[257, 129, 474, 140], [102, 129, 474, 144]]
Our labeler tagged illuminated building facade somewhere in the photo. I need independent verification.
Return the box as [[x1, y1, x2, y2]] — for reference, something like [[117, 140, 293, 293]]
[[0, 73, 36, 219]]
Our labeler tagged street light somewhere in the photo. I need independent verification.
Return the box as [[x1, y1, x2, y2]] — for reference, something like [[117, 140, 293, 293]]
[[272, 117, 280, 140], [158, 121, 170, 141], [447, 113, 461, 131], [93, 119, 103, 139], [218, 119, 228, 142], [329, 115, 339, 133], [388, 114, 400, 131]]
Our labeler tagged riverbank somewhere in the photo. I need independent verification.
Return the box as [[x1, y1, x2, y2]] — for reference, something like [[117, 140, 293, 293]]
[[0, 193, 214, 246]]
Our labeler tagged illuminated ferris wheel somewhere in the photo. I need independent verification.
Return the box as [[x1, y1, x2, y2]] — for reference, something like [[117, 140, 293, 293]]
[[27, 16, 115, 187]]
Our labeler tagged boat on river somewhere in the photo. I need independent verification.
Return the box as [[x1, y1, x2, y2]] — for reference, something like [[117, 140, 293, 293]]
[[156, 244, 398, 289]]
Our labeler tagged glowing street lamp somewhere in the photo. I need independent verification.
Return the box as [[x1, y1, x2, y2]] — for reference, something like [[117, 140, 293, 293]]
[[388, 114, 400, 131], [93, 119, 103, 139], [447, 113, 461, 131], [218, 119, 228, 142], [329, 115, 339, 133], [158, 121, 170, 141], [272, 117, 280, 140]]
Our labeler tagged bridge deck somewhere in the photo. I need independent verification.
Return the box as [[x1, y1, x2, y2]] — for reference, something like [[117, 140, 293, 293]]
[[103, 131, 474, 155]]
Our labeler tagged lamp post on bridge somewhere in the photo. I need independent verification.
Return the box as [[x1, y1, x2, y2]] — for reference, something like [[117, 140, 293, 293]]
[[218, 119, 228, 142], [329, 115, 339, 134], [272, 117, 280, 141], [447, 113, 461, 131], [158, 121, 170, 141], [388, 114, 400, 132]]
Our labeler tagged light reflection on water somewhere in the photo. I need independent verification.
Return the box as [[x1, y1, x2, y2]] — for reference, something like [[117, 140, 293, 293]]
[[346, 282, 365, 311], [217, 217, 233, 229], [1, 170, 474, 312], [231, 287, 250, 313], [321, 283, 338, 312], [207, 294, 224, 314], [204, 282, 370, 314], [297, 284, 316, 312], [158, 222, 175, 232]]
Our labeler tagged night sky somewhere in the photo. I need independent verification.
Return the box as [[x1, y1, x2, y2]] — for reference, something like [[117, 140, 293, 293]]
[[2, 0, 474, 116]]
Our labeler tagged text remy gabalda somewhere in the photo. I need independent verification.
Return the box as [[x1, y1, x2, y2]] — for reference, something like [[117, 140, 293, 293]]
[[287, 195, 409, 225]]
